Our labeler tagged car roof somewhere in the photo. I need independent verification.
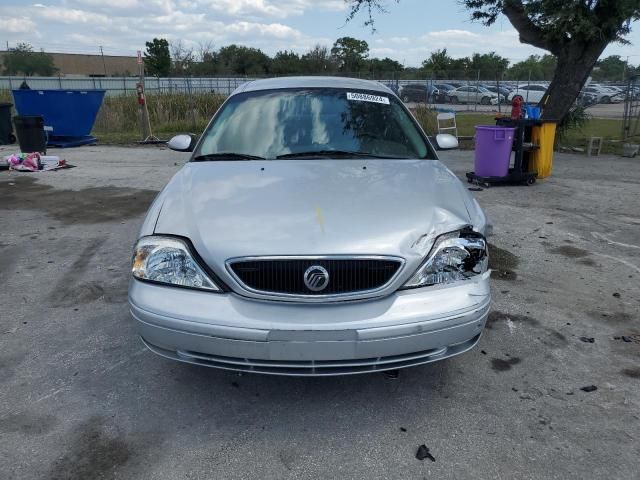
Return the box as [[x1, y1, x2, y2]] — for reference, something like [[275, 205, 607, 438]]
[[232, 76, 394, 96]]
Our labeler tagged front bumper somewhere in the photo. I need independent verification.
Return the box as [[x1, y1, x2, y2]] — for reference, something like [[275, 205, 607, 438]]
[[129, 272, 491, 376]]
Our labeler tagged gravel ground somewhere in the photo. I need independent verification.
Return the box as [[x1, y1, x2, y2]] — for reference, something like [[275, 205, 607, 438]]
[[0, 144, 638, 480]]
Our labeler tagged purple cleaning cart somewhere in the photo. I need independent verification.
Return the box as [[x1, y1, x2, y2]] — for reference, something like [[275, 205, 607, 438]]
[[474, 126, 516, 177], [466, 118, 540, 187]]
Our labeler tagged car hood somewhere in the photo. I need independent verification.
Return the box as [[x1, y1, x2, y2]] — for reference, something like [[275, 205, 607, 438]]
[[153, 159, 484, 274]]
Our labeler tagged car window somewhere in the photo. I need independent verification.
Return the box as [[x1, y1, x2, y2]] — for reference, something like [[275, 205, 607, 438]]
[[196, 88, 433, 160]]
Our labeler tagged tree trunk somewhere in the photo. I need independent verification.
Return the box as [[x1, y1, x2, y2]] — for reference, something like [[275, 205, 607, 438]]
[[540, 40, 608, 121]]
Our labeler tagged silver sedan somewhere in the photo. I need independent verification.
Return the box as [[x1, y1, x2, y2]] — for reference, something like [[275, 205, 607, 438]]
[[129, 76, 491, 376]]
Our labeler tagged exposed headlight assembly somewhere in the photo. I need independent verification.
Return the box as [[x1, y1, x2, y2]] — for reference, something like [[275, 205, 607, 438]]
[[403, 230, 488, 288], [132, 236, 220, 291]]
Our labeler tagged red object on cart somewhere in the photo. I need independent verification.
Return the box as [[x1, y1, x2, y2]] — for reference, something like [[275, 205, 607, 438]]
[[511, 95, 524, 120]]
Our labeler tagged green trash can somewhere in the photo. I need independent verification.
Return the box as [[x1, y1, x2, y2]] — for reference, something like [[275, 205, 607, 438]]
[[0, 102, 15, 145]]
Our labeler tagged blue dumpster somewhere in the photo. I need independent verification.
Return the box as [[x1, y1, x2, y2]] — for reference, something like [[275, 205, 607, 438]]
[[12, 89, 105, 147]]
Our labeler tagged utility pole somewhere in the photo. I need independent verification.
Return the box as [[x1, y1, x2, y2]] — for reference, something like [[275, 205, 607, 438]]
[[99, 46, 107, 76], [622, 55, 629, 82]]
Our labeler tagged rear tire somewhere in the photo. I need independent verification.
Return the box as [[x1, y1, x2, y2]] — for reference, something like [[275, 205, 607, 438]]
[[601, 95, 611, 104], [450, 96, 458, 104]]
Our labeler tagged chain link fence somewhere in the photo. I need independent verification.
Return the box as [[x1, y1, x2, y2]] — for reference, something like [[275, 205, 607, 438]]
[[1, 71, 633, 139]]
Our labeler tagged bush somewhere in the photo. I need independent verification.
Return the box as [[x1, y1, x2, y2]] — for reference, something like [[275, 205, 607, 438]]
[[93, 92, 226, 137]]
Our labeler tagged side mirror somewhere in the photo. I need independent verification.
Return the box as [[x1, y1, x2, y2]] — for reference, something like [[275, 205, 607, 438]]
[[167, 134, 196, 152], [435, 134, 459, 150]]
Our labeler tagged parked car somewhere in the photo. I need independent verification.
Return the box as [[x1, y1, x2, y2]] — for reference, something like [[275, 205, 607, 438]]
[[382, 82, 401, 96], [507, 84, 548, 104], [583, 85, 624, 104], [399, 83, 439, 103], [576, 91, 599, 107], [481, 85, 511, 103], [448, 86, 499, 105], [433, 83, 457, 102], [129, 77, 490, 376]]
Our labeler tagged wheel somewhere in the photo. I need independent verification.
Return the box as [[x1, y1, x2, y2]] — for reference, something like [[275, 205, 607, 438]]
[[450, 96, 458, 104], [467, 177, 473, 183], [481, 96, 491, 105], [403, 95, 410, 103], [526, 177, 536, 186], [601, 96, 611, 104]]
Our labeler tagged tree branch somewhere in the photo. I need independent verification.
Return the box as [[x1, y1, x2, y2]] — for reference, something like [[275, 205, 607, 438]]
[[501, 0, 558, 54]]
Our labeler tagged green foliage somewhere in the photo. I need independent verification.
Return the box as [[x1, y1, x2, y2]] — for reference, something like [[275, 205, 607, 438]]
[[506, 54, 556, 80], [2, 43, 57, 76], [468, 52, 509, 76], [301, 45, 337, 73], [420, 49, 508, 79], [93, 92, 226, 136], [367, 57, 404, 74], [593, 55, 629, 81], [271, 50, 304, 75], [556, 105, 592, 142], [462, 0, 640, 48], [331, 37, 370, 72], [217, 45, 271, 75], [144, 38, 171, 77]]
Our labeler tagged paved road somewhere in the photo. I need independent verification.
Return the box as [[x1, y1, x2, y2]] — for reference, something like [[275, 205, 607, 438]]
[[1, 145, 639, 479]]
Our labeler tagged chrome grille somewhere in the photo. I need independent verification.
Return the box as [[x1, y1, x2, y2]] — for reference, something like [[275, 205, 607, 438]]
[[227, 256, 403, 298]]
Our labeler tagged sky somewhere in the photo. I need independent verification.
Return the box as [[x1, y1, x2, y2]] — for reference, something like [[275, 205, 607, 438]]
[[1, 0, 639, 67]]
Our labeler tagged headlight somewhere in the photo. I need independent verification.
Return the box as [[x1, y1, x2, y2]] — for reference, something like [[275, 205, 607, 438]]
[[402, 230, 488, 288], [132, 236, 220, 291]]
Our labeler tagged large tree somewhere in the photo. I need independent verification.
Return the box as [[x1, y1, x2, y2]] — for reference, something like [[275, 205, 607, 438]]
[[2, 43, 57, 76], [271, 50, 304, 75], [593, 55, 629, 81], [144, 38, 171, 77], [468, 52, 510, 79], [346, 0, 640, 121], [507, 54, 557, 81], [301, 45, 337, 73], [216, 45, 271, 75], [331, 37, 370, 72]]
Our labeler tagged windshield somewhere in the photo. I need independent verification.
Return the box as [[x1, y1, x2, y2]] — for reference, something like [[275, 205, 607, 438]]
[[194, 88, 432, 160]]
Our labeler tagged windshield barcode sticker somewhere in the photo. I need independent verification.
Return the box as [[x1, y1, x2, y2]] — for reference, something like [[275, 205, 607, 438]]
[[346, 92, 390, 105]]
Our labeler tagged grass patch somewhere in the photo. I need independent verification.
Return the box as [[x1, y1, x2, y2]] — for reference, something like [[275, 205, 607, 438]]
[[93, 92, 225, 143], [412, 106, 625, 154]]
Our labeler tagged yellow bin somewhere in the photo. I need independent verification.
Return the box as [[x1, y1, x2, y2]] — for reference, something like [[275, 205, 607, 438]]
[[530, 122, 556, 178]]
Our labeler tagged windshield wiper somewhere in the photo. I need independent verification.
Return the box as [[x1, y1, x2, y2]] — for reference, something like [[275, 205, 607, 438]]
[[276, 150, 408, 159], [192, 152, 266, 161]]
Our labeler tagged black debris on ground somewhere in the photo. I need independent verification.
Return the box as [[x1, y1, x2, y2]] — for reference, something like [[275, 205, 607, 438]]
[[613, 292, 621, 298], [580, 385, 598, 393], [415, 444, 436, 462], [231, 381, 240, 388], [579, 337, 595, 343], [400, 427, 407, 432], [481, 350, 487, 355], [384, 370, 400, 379], [468, 187, 483, 192]]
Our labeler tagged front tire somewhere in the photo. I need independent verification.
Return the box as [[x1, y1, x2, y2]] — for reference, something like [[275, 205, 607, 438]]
[[481, 96, 491, 105], [450, 96, 458, 104]]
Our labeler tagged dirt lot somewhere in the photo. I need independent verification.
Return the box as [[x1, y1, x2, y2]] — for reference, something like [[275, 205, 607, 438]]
[[1, 145, 639, 480]]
